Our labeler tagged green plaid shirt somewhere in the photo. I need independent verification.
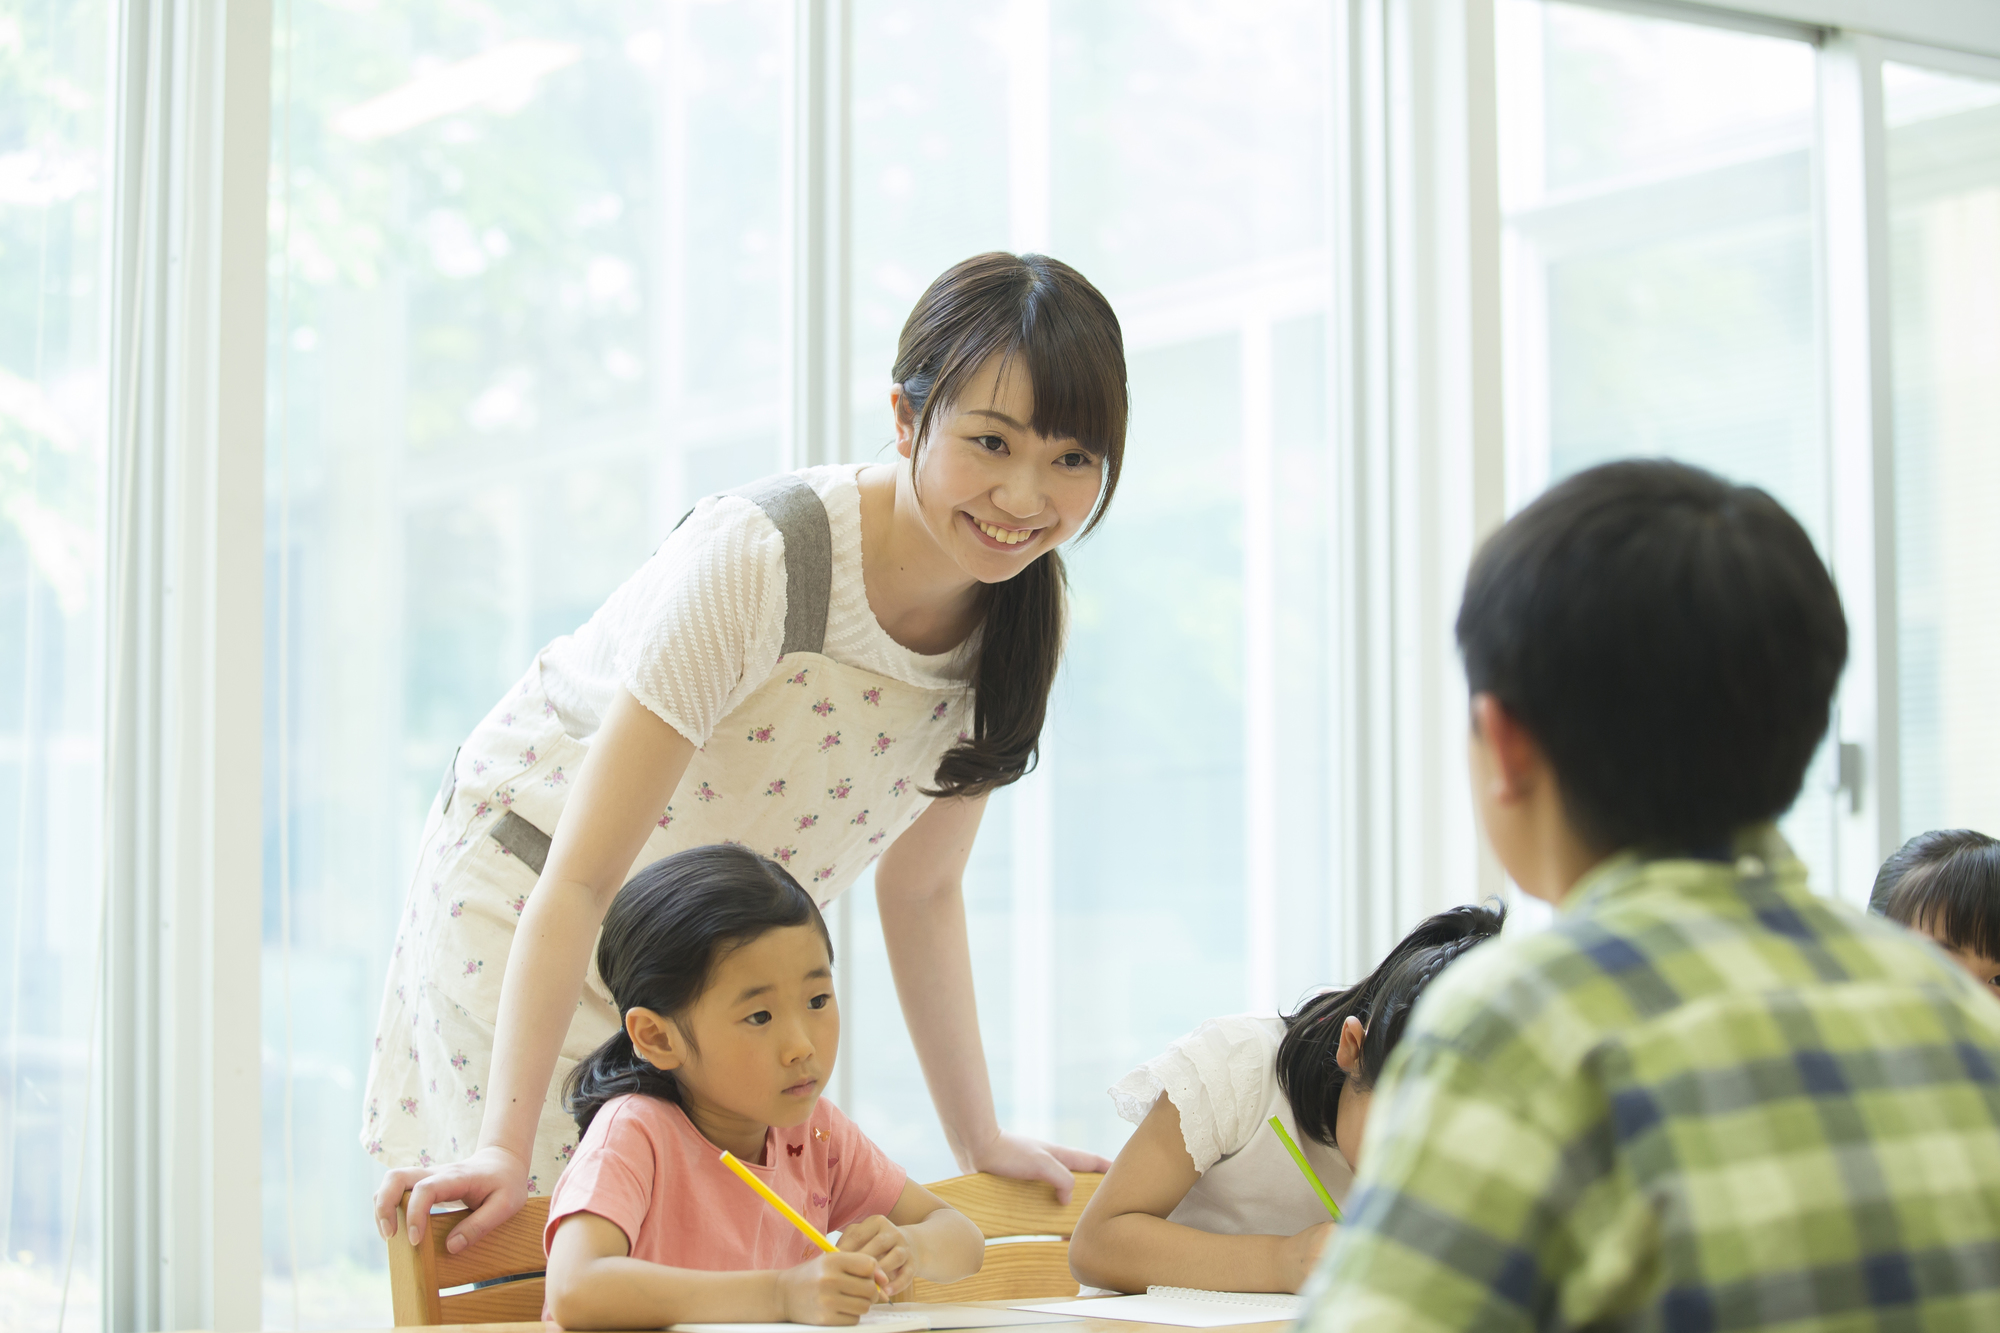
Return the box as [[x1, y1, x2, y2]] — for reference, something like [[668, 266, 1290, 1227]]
[[1298, 827, 2000, 1331]]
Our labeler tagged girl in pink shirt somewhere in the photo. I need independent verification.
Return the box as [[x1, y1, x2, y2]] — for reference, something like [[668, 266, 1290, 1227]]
[[543, 845, 982, 1327]]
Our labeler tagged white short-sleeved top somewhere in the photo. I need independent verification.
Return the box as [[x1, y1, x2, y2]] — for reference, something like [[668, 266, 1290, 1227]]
[[1110, 1014, 1355, 1238], [539, 463, 972, 745]]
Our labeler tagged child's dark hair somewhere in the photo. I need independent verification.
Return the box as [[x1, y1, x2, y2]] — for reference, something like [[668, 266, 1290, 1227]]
[[563, 845, 833, 1136], [1870, 829, 2000, 961], [896, 252, 1128, 800], [1276, 902, 1505, 1148], [1456, 459, 1848, 857]]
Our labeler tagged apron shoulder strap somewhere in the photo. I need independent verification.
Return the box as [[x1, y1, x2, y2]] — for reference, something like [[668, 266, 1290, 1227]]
[[725, 474, 834, 656], [669, 472, 834, 655]]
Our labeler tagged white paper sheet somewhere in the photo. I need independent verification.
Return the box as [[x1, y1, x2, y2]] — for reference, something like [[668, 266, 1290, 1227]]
[[671, 1312, 929, 1333], [898, 1304, 1082, 1328], [1010, 1291, 1303, 1328], [671, 1305, 1079, 1333]]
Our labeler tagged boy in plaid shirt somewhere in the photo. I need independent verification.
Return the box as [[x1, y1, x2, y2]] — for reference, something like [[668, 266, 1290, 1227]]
[[1300, 461, 2000, 1330]]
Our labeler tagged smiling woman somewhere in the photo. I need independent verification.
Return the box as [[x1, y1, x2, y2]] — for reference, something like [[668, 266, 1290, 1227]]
[[366, 251, 1131, 1265], [881, 252, 1126, 797]]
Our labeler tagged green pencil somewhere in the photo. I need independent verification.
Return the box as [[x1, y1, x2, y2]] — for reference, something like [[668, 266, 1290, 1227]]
[[1269, 1114, 1342, 1221]]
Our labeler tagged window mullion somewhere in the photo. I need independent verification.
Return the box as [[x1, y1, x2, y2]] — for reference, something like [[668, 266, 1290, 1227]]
[[102, 0, 270, 1326], [785, 0, 849, 473], [1817, 32, 1900, 905]]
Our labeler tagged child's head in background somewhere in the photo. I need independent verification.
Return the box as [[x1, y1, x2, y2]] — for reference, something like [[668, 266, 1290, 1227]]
[[1872, 829, 2000, 994], [1456, 459, 1847, 898], [563, 845, 837, 1144], [1276, 902, 1506, 1168]]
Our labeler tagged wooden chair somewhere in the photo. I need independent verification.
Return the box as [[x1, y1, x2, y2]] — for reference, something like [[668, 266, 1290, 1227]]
[[385, 1192, 551, 1325], [910, 1172, 1102, 1302]]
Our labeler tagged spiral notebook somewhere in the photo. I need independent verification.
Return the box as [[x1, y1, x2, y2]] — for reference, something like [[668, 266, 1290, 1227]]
[[1012, 1287, 1304, 1328]]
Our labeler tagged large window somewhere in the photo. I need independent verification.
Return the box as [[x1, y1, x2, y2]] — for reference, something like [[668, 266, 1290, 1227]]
[[9, 1, 2000, 1327], [264, 1, 787, 1322], [1496, 0, 1839, 890], [840, 0, 1336, 1169], [264, 1, 1338, 1322], [0, 3, 110, 1327], [1887, 57, 2000, 841]]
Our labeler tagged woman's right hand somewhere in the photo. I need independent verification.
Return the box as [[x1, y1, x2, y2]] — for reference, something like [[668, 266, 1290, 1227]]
[[775, 1251, 884, 1325], [373, 1144, 530, 1254]]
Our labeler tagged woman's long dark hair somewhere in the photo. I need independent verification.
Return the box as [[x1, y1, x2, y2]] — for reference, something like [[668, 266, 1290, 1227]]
[[1276, 902, 1506, 1148], [896, 252, 1128, 799], [563, 845, 833, 1136]]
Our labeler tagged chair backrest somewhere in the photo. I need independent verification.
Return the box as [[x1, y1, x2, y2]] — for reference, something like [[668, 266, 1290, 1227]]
[[909, 1173, 1103, 1302], [385, 1193, 552, 1325]]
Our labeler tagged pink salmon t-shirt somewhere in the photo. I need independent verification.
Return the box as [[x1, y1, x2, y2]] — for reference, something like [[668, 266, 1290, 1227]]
[[542, 1094, 908, 1283]]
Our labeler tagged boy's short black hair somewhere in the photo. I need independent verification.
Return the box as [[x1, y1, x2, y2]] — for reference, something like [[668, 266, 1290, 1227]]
[[1456, 459, 1847, 856], [1871, 829, 2000, 960]]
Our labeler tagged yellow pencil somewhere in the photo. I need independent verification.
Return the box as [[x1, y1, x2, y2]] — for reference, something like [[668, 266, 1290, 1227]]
[[717, 1150, 891, 1300], [718, 1150, 837, 1253]]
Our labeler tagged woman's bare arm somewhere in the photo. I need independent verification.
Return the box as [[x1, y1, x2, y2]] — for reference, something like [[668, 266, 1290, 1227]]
[[373, 688, 693, 1252], [873, 796, 1111, 1202]]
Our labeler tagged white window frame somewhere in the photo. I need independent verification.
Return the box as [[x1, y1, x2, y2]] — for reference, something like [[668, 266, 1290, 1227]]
[[1486, 0, 1995, 908], [99, 0, 268, 1327]]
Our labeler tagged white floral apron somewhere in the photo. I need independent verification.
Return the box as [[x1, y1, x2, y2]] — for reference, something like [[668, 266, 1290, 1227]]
[[362, 476, 974, 1191]]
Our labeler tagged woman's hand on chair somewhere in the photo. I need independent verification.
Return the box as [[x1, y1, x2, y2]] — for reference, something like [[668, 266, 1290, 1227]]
[[373, 1144, 530, 1254], [967, 1130, 1112, 1205]]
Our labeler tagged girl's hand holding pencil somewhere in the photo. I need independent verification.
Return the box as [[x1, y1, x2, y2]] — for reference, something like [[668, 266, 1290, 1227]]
[[719, 1149, 895, 1313], [776, 1251, 887, 1325], [836, 1215, 917, 1296]]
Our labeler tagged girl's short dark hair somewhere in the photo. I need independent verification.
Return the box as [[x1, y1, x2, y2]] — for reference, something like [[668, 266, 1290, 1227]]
[[1456, 459, 1848, 857], [563, 845, 832, 1136], [1871, 829, 2000, 961], [1276, 902, 1505, 1149], [895, 252, 1129, 800]]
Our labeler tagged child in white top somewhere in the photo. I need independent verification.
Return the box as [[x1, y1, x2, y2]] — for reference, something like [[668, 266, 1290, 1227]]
[[1069, 903, 1504, 1295]]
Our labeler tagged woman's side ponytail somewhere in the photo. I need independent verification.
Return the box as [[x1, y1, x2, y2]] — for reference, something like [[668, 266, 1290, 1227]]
[[928, 550, 1066, 795]]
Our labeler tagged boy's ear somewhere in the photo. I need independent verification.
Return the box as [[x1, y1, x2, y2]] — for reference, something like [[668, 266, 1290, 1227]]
[[626, 1007, 684, 1072], [1471, 692, 1546, 802], [1334, 1015, 1366, 1076]]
